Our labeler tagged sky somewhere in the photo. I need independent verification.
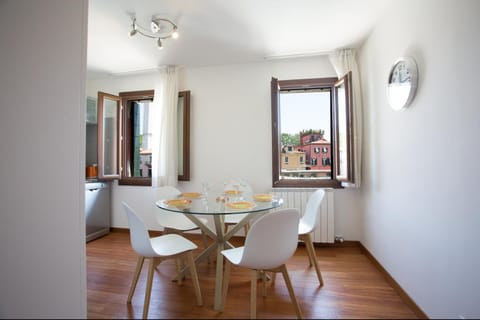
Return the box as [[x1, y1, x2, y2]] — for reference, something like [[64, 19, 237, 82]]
[[279, 91, 331, 140]]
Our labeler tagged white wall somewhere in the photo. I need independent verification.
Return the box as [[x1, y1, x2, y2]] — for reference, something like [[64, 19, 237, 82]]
[[88, 57, 362, 240], [0, 0, 87, 318], [358, 0, 480, 318]]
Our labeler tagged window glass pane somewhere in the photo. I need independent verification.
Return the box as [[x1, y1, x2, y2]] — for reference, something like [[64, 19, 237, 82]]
[[336, 83, 348, 178], [333, 72, 354, 183], [279, 90, 332, 180], [102, 96, 119, 176], [132, 101, 152, 178], [118, 90, 191, 185]]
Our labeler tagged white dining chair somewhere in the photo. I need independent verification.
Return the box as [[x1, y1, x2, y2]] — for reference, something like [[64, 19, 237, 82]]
[[298, 189, 325, 286], [122, 202, 203, 319], [271, 189, 326, 287], [220, 208, 303, 319], [153, 186, 210, 261]]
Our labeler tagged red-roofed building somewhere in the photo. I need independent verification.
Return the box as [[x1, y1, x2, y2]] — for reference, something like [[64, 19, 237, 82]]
[[297, 132, 331, 171], [281, 130, 332, 178]]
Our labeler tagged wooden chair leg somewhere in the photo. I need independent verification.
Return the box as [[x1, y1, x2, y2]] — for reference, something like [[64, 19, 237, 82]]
[[280, 264, 303, 319], [142, 258, 156, 319], [303, 233, 324, 286], [301, 234, 314, 267], [261, 270, 267, 297], [127, 256, 145, 303], [175, 258, 184, 285], [186, 251, 203, 306], [221, 258, 232, 311], [270, 272, 277, 286], [299, 236, 313, 267], [250, 269, 257, 319]]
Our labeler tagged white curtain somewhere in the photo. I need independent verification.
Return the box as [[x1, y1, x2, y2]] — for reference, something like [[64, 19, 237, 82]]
[[329, 49, 362, 188], [151, 66, 179, 187]]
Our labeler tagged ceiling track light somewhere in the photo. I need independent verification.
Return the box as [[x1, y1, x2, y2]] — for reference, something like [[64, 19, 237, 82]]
[[129, 16, 179, 49]]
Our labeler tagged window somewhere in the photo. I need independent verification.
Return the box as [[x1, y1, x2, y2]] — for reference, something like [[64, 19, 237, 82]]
[[119, 90, 154, 186], [97, 90, 191, 186], [271, 73, 353, 188], [97, 92, 120, 180], [322, 157, 331, 166]]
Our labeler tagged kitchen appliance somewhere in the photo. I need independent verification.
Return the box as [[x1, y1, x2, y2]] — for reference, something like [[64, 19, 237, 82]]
[[85, 182, 110, 242]]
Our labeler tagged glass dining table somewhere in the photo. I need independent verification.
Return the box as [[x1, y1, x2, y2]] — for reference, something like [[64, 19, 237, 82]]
[[155, 191, 283, 311]]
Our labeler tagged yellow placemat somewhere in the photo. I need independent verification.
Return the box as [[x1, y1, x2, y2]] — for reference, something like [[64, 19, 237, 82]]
[[164, 199, 192, 209], [225, 189, 242, 196], [253, 193, 273, 202], [226, 201, 256, 210], [180, 192, 203, 199]]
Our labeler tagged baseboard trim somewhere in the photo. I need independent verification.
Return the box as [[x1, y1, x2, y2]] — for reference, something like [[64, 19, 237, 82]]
[[110, 228, 427, 318], [357, 242, 428, 319], [313, 240, 427, 318], [111, 227, 164, 237], [110, 227, 129, 233], [312, 240, 359, 247]]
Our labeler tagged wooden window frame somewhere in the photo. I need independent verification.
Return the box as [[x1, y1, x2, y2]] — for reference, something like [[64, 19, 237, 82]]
[[271, 75, 354, 189], [118, 90, 154, 186], [116, 90, 191, 186], [97, 91, 121, 180]]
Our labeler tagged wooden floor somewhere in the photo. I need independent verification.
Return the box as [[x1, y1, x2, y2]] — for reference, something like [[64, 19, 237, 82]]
[[87, 230, 419, 319]]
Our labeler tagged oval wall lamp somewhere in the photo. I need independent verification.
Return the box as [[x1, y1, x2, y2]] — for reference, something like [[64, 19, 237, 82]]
[[387, 57, 418, 110]]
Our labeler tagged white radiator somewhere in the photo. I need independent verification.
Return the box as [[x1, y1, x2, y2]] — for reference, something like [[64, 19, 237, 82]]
[[271, 188, 335, 243]]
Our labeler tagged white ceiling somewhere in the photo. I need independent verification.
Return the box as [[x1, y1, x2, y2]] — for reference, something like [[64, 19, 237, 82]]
[[87, 0, 392, 78]]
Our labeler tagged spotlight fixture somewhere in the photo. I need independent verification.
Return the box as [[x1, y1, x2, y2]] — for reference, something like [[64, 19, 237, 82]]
[[129, 16, 179, 49], [129, 28, 137, 37]]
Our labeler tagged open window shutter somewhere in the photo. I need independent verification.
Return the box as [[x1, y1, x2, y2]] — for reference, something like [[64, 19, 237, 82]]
[[333, 72, 354, 184], [271, 77, 281, 186], [97, 91, 121, 180]]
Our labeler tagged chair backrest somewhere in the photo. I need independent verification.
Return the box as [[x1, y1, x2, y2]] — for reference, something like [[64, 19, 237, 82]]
[[154, 186, 182, 199], [301, 189, 326, 234], [153, 186, 189, 229], [240, 208, 300, 270], [122, 202, 157, 257]]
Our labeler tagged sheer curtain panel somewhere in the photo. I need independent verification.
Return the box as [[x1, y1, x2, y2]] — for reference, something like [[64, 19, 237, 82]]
[[329, 49, 363, 188], [152, 66, 179, 187]]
